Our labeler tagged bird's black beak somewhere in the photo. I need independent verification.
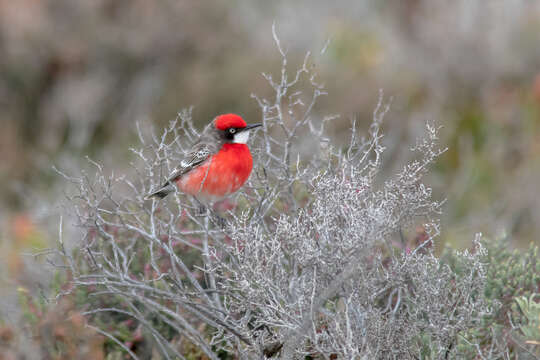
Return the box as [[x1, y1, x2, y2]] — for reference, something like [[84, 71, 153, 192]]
[[241, 123, 262, 132]]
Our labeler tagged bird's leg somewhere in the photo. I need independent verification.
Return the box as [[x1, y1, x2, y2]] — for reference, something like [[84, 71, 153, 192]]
[[198, 204, 207, 216], [213, 214, 227, 228], [193, 198, 227, 227], [205, 206, 226, 228], [192, 197, 207, 216], [209, 201, 227, 228]]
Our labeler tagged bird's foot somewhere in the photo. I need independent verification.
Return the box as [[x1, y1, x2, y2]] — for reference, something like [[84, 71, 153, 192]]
[[198, 204, 207, 216], [212, 214, 228, 229]]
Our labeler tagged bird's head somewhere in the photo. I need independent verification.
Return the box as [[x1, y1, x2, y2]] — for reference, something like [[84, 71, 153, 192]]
[[214, 114, 262, 144]]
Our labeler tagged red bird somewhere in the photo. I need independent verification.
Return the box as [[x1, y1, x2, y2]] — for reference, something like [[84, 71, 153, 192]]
[[146, 114, 261, 201]]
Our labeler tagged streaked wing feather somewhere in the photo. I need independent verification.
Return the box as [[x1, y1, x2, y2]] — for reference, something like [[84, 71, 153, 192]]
[[162, 142, 214, 185], [146, 122, 221, 199]]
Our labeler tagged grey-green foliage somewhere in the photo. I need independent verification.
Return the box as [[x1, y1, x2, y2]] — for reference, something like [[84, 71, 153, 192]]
[[515, 294, 540, 344], [443, 240, 540, 359]]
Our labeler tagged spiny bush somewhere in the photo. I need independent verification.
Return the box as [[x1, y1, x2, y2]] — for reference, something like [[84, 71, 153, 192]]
[[42, 31, 513, 359]]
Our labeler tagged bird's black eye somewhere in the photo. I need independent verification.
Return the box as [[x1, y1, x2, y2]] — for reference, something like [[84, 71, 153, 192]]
[[229, 128, 236, 134]]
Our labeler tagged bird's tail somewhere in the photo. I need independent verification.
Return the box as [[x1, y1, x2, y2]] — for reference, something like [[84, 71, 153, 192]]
[[145, 183, 175, 200]]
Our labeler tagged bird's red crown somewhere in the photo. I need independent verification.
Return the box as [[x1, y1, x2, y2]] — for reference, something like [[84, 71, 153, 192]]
[[214, 114, 247, 130]]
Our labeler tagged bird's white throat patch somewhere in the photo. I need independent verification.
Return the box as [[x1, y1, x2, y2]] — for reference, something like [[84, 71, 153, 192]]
[[233, 131, 250, 144]]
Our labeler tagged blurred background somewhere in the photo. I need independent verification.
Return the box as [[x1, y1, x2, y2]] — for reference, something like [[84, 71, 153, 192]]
[[1, 0, 540, 355]]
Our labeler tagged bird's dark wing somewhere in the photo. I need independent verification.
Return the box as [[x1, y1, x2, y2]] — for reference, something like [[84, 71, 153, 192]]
[[163, 142, 214, 184], [145, 122, 222, 200], [145, 141, 218, 199]]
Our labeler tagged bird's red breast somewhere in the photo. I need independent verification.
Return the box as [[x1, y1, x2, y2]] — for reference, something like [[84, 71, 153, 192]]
[[175, 143, 253, 201]]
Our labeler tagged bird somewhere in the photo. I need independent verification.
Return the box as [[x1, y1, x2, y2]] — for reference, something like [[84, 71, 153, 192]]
[[146, 114, 261, 202]]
